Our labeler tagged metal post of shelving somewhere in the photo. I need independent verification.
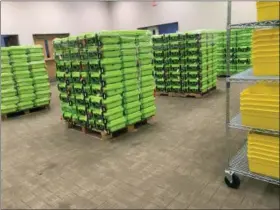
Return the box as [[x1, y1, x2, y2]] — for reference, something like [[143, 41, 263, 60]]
[[224, 0, 280, 189]]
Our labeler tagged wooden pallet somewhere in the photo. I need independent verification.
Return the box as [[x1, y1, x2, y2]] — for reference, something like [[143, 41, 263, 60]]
[[217, 75, 230, 78], [65, 116, 155, 140], [156, 86, 216, 98], [1, 104, 50, 120]]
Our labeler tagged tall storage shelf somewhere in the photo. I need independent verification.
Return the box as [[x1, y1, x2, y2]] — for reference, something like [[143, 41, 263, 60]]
[[224, 0, 280, 189]]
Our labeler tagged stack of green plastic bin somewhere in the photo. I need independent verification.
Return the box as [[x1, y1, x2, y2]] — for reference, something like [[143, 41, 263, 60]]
[[214, 29, 252, 76], [119, 31, 142, 125], [55, 37, 79, 125], [137, 31, 156, 120], [1, 48, 18, 114], [89, 32, 126, 132], [54, 30, 156, 134], [9, 46, 35, 111], [153, 35, 168, 92], [168, 33, 185, 92], [185, 30, 216, 93], [27, 46, 51, 107]]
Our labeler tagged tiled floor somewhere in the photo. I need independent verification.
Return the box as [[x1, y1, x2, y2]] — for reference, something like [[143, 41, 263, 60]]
[[1, 79, 279, 209]]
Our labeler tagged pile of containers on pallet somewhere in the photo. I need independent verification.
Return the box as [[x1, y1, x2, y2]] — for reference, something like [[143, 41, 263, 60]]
[[214, 29, 252, 76], [186, 31, 216, 93], [153, 31, 217, 94], [242, 1, 280, 179], [153, 33, 185, 92], [1, 46, 50, 115], [1, 48, 18, 114], [54, 30, 156, 134]]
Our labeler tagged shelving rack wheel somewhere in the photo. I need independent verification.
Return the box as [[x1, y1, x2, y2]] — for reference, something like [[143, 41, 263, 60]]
[[224, 0, 280, 189]]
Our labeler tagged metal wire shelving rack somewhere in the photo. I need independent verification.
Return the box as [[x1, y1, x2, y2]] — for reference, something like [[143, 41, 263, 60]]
[[224, 0, 280, 189]]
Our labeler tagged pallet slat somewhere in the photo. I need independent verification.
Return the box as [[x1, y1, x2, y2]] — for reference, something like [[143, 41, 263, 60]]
[[156, 87, 216, 98], [1, 104, 50, 120], [65, 116, 155, 140]]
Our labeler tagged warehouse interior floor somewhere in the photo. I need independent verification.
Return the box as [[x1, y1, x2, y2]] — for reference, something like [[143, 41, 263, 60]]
[[2, 79, 279, 209]]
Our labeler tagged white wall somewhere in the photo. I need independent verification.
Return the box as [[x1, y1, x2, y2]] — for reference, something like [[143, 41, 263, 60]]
[[1, 1, 257, 45], [1, 1, 111, 45], [110, 1, 257, 31]]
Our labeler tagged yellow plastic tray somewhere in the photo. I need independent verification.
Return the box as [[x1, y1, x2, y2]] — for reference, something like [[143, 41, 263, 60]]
[[241, 108, 279, 130], [241, 95, 279, 107], [252, 54, 279, 62], [248, 148, 279, 160], [240, 82, 279, 95], [248, 132, 279, 147], [240, 84, 279, 108], [253, 28, 279, 38], [252, 39, 280, 48], [252, 54, 279, 76], [241, 103, 279, 111], [248, 133, 279, 156], [248, 159, 279, 179], [252, 62, 279, 76], [248, 147, 279, 159], [252, 43, 279, 54], [256, 2, 280, 22]]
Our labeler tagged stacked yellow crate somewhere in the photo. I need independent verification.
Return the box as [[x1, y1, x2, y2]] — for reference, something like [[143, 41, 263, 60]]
[[240, 82, 279, 131], [248, 133, 279, 178], [242, 3, 280, 178], [256, 1, 279, 22], [252, 28, 279, 76], [241, 83, 280, 178]]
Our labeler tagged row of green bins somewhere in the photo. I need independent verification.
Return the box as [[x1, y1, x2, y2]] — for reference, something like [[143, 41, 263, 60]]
[[185, 30, 216, 93], [136, 31, 156, 120], [153, 33, 186, 92], [214, 29, 252, 76], [91, 32, 126, 133], [153, 31, 217, 94], [1, 46, 51, 115], [1, 48, 18, 114], [153, 34, 170, 92], [53, 30, 156, 134], [28, 46, 51, 107], [10, 46, 35, 110]]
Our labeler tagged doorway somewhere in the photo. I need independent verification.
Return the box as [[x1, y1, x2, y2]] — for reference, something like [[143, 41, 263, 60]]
[[33, 33, 69, 82], [1, 35, 20, 47], [138, 22, 179, 35]]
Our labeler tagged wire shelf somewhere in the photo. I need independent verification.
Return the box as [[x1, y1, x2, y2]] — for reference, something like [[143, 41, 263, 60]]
[[230, 20, 280, 29], [228, 143, 280, 186], [225, 0, 280, 188], [229, 113, 279, 135], [228, 68, 280, 83]]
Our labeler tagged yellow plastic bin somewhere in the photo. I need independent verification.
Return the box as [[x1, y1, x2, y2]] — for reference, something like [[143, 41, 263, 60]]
[[256, 2, 280, 21], [252, 44, 279, 54], [241, 89, 279, 106], [253, 28, 279, 38], [248, 132, 279, 148], [240, 82, 279, 96], [248, 154, 279, 178], [252, 55, 279, 76], [241, 108, 279, 130]]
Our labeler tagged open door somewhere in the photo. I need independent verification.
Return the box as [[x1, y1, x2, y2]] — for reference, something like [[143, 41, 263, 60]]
[[33, 33, 69, 82]]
